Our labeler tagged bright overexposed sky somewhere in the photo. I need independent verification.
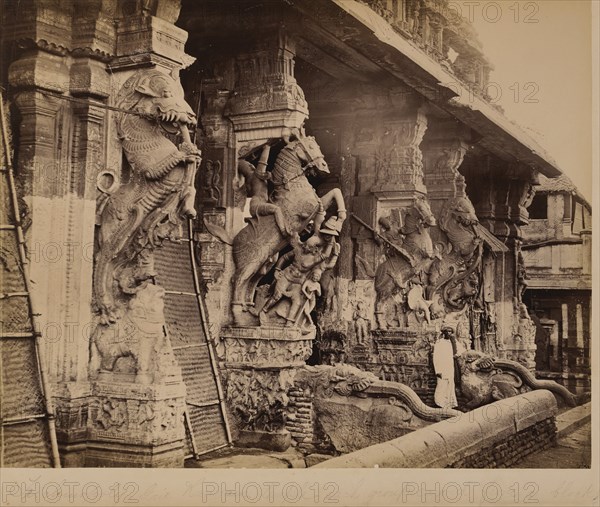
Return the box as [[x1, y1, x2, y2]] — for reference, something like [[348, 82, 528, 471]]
[[466, 0, 592, 200]]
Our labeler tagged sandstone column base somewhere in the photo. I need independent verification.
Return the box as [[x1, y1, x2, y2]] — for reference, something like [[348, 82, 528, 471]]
[[221, 325, 314, 452], [86, 379, 186, 467]]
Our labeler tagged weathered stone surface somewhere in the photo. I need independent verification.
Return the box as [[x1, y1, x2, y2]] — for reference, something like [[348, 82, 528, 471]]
[[235, 430, 292, 452], [304, 453, 331, 467], [314, 392, 558, 468], [312, 394, 427, 454]]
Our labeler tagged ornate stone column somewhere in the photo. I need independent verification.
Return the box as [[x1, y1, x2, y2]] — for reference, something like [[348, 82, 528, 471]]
[[84, 1, 195, 467], [351, 93, 430, 277], [460, 154, 539, 370], [213, 28, 315, 451], [4, 0, 198, 467], [4, 0, 114, 466]]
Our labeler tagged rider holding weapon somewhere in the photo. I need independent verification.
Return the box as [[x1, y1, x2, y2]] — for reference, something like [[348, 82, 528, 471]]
[[236, 144, 291, 236]]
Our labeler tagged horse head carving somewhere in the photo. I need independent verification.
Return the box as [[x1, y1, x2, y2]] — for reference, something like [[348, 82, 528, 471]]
[[438, 176, 480, 258], [94, 69, 200, 324]]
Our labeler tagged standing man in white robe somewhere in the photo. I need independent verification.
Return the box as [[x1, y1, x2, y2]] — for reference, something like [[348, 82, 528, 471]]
[[433, 325, 459, 409]]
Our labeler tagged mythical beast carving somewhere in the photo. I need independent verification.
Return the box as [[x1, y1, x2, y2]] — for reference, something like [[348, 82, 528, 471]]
[[91, 69, 200, 383], [427, 175, 483, 311]]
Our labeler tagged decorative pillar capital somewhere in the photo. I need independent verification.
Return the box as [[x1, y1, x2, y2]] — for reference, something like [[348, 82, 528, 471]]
[[371, 106, 428, 197], [112, 15, 194, 72], [226, 29, 308, 143], [422, 136, 470, 209]]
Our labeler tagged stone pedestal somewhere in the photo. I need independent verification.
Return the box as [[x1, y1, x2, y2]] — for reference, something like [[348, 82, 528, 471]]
[[371, 328, 437, 405], [54, 382, 91, 467], [221, 325, 314, 451], [86, 380, 186, 467]]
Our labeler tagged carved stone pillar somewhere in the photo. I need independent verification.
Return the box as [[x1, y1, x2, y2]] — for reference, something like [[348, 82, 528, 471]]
[[214, 29, 311, 451], [83, 1, 195, 467], [352, 98, 429, 286], [5, 0, 98, 466], [227, 28, 308, 143], [460, 154, 539, 370], [193, 75, 235, 342]]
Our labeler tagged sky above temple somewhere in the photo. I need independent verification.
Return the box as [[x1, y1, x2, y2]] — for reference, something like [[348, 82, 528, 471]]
[[470, 0, 593, 201]]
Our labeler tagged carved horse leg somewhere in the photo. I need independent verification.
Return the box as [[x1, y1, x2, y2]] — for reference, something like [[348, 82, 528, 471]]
[[231, 264, 256, 307]]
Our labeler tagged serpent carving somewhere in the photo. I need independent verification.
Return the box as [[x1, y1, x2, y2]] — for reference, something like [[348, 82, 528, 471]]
[[494, 359, 577, 407], [295, 365, 461, 422]]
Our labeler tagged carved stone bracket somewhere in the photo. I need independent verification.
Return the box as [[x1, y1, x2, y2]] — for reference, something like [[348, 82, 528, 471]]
[[423, 138, 470, 213], [371, 108, 428, 196], [227, 29, 308, 141]]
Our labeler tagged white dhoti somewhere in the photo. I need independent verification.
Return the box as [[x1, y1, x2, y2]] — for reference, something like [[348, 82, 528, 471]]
[[433, 338, 458, 409]]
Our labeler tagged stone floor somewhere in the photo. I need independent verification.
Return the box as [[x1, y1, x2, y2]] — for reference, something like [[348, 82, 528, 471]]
[[185, 445, 326, 468], [512, 422, 591, 469], [185, 402, 592, 469]]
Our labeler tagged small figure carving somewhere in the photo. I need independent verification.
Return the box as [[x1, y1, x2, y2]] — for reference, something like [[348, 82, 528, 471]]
[[406, 284, 433, 324], [200, 159, 222, 206], [95, 399, 127, 431], [296, 268, 322, 327], [516, 249, 529, 303], [257, 226, 340, 327], [353, 301, 370, 345]]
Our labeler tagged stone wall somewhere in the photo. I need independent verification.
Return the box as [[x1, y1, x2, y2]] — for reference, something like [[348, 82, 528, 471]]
[[312, 390, 557, 468], [448, 417, 556, 468]]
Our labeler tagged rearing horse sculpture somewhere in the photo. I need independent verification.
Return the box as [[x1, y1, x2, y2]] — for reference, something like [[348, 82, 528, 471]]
[[231, 133, 345, 325], [371, 197, 437, 328]]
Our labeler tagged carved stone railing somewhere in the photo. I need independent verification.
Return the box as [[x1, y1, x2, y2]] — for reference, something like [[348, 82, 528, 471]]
[[494, 359, 577, 407], [356, 0, 494, 101], [290, 365, 460, 453]]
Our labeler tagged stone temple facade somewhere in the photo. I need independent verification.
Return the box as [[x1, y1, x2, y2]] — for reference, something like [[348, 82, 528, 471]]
[[0, 0, 585, 467], [522, 174, 592, 394]]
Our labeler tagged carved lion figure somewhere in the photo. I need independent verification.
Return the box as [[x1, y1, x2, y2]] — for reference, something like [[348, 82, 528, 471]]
[[90, 284, 170, 384], [456, 350, 521, 410]]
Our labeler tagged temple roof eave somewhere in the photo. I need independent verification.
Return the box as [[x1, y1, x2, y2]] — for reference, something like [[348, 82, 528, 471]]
[[291, 0, 563, 179]]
